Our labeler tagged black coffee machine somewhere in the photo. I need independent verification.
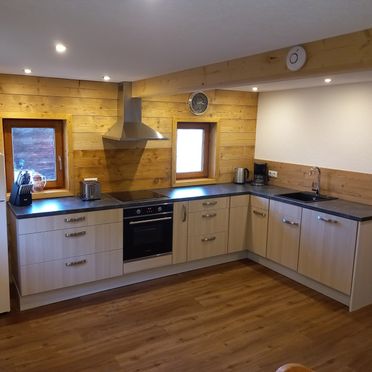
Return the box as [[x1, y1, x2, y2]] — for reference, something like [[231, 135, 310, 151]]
[[252, 162, 268, 186]]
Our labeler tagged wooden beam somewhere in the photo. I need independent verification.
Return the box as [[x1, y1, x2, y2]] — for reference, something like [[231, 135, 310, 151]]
[[132, 28, 372, 97]]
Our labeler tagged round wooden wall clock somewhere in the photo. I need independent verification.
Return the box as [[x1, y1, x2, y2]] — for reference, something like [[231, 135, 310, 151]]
[[188, 91, 209, 115]]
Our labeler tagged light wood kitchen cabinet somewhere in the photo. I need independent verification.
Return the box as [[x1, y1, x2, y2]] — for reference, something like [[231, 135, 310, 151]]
[[187, 197, 229, 261], [16, 209, 122, 234], [228, 195, 250, 253], [20, 250, 123, 296], [298, 209, 358, 295], [267, 200, 302, 270], [188, 232, 228, 261], [248, 196, 269, 257], [188, 197, 228, 212], [172, 201, 189, 264], [10, 208, 124, 296]]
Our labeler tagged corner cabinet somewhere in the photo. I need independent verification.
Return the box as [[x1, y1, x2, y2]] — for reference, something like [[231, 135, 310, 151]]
[[248, 196, 269, 257], [298, 209, 358, 295], [267, 200, 302, 270], [228, 195, 250, 252]]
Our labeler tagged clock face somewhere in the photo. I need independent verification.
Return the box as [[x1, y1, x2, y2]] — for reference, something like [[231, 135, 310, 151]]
[[188, 92, 208, 115]]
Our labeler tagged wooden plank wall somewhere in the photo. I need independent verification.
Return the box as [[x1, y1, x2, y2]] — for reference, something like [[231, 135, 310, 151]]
[[0, 74, 257, 193], [258, 159, 372, 206], [133, 28, 372, 97]]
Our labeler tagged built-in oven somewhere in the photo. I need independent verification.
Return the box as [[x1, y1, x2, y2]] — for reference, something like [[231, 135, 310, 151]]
[[123, 203, 173, 262]]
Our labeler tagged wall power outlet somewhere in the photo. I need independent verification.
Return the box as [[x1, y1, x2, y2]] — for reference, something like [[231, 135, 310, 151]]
[[268, 170, 278, 178]]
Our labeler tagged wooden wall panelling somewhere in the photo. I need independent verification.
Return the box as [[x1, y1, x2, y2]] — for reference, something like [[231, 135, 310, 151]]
[[0, 73, 257, 193], [132, 28, 372, 97], [258, 159, 372, 205]]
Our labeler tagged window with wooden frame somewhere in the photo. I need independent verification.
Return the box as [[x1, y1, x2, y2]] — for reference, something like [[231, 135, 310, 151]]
[[3, 119, 65, 191], [176, 122, 211, 180]]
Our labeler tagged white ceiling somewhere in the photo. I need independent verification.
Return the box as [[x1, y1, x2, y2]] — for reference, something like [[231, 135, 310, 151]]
[[1, 0, 372, 82]]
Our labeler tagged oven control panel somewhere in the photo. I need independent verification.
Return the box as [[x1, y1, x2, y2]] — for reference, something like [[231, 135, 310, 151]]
[[124, 203, 173, 218]]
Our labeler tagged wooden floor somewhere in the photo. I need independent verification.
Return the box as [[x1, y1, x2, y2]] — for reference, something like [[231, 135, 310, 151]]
[[1, 260, 372, 372]]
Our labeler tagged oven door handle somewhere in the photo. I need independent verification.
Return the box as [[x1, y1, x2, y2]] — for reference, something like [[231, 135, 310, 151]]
[[129, 216, 172, 225]]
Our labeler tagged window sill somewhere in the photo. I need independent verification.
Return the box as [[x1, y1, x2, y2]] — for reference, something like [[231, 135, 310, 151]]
[[6, 189, 74, 201], [173, 178, 217, 187]]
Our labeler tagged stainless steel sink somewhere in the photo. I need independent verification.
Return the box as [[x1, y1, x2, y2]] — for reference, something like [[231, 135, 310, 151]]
[[279, 191, 337, 203]]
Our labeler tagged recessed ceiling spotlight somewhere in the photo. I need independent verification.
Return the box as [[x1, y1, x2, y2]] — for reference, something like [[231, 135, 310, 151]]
[[103, 75, 111, 82], [24, 68, 32, 74], [252, 87, 258, 92], [324, 78, 332, 84], [55, 43, 67, 53]]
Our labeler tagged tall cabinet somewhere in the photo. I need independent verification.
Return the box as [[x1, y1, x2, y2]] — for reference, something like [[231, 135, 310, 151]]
[[0, 153, 10, 313]]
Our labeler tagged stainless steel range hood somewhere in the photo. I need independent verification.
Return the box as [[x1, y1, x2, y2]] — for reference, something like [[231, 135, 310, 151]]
[[103, 82, 168, 141]]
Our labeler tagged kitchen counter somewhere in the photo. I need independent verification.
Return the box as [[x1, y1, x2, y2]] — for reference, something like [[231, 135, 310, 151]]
[[8, 183, 372, 221], [155, 183, 295, 200], [8, 194, 123, 219]]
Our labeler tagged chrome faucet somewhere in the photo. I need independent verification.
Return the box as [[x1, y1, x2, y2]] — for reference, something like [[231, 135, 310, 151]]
[[309, 166, 321, 196]]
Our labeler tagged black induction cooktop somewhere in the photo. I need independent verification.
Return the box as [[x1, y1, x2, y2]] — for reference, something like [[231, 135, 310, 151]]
[[108, 190, 168, 202]]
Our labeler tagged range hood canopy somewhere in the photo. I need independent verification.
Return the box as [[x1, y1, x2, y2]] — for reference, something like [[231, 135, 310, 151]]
[[103, 82, 168, 141]]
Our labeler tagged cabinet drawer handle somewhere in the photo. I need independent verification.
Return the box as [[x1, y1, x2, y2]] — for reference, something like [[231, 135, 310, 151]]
[[182, 204, 187, 222], [201, 236, 216, 242], [65, 231, 86, 238], [64, 216, 86, 223], [253, 210, 266, 217], [318, 216, 338, 224], [65, 259, 87, 267], [282, 218, 299, 226], [202, 201, 217, 206], [202, 213, 217, 218]]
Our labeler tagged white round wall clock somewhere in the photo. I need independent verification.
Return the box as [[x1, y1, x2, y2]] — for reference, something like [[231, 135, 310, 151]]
[[286, 45, 307, 71]]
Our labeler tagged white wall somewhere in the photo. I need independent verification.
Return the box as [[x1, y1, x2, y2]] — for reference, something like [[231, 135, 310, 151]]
[[255, 82, 372, 173]]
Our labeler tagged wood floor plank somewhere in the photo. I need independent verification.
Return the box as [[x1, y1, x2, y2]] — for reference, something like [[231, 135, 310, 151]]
[[1, 260, 372, 371]]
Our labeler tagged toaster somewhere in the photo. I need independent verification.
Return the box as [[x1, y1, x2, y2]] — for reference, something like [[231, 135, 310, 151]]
[[80, 179, 101, 201]]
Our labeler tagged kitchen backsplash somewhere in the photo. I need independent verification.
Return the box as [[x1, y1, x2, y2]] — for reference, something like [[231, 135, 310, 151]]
[[258, 159, 372, 205]]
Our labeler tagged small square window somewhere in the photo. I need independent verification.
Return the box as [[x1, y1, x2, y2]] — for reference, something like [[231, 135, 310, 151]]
[[176, 122, 210, 180], [3, 119, 65, 191]]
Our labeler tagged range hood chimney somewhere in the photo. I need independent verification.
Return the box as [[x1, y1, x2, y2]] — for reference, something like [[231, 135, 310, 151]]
[[103, 82, 168, 141]]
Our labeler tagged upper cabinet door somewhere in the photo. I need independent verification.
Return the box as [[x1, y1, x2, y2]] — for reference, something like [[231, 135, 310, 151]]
[[298, 209, 358, 295]]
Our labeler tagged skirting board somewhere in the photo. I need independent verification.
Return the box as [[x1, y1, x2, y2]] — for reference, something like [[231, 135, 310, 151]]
[[18, 251, 248, 310], [246, 251, 350, 309]]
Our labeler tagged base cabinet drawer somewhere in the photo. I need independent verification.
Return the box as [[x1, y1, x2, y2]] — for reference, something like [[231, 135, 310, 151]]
[[189, 197, 228, 212], [188, 209, 229, 236], [20, 250, 123, 295], [18, 222, 123, 265], [188, 232, 227, 261], [17, 209, 123, 235]]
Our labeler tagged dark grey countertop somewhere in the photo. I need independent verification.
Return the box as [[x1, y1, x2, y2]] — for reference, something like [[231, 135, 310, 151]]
[[155, 183, 295, 200], [8, 183, 372, 221], [8, 194, 123, 219]]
